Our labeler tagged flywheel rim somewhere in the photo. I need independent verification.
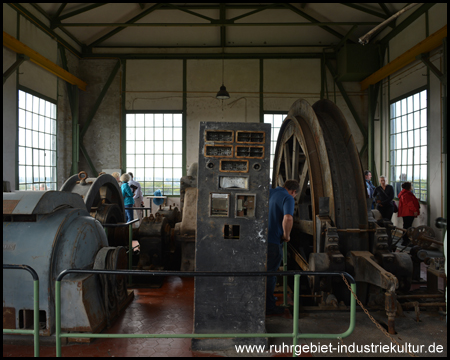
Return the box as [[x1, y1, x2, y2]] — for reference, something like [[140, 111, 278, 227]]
[[272, 99, 369, 258]]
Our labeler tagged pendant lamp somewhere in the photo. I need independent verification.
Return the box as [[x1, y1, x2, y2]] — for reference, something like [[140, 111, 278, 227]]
[[216, 57, 230, 100]]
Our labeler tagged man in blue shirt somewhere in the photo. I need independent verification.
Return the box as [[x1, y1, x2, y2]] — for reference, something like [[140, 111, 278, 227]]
[[266, 179, 299, 315]]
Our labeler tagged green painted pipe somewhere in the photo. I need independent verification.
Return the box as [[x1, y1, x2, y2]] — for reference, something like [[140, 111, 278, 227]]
[[55, 275, 356, 357], [297, 283, 357, 339], [283, 241, 288, 306], [56, 280, 62, 357], [293, 274, 300, 357], [3, 280, 40, 357], [129, 223, 133, 284], [34, 280, 39, 357]]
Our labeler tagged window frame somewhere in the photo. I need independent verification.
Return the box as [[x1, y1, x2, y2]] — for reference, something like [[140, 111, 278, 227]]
[[388, 86, 428, 203], [124, 111, 184, 197], [17, 86, 58, 191], [263, 111, 287, 183]]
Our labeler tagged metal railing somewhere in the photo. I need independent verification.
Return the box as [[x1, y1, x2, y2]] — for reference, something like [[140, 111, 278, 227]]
[[55, 269, 356, 357], [3, 264, 40, 357]]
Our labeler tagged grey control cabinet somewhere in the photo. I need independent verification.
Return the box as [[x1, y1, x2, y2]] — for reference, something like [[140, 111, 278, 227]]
[[192, 122, 271, 351]]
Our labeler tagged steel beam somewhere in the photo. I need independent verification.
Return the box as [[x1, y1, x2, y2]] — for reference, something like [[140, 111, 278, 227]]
[[54, 3, 67, 18], [361, 25, 447, 90], [57, 4, 108, 22], [380, 3, 436, 46], [220, 3, 226, 48], [228, 4, 278, 22], [166, 3, 215, 22], [80, 61, 121, 139], [62, 21, 380, 27], [82, 52, 328, 60], [282, 3, 346, 42], [80, 143, 98, 177], [3, 31, 87, 91], [416, 53, 447, 85], [378, 3, 392, 17], [88, 3, 164, 48], [340, 3, 390, 21], [3, 54, 28, 85], [368, 84, 381, 180], [59, 45, 79, 175]]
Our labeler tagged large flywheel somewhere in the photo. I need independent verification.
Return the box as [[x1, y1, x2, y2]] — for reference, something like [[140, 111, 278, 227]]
[[272, 99, 369, 269]]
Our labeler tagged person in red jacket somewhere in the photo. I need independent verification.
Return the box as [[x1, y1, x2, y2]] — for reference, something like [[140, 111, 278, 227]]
[[398, 182, 420, 246]]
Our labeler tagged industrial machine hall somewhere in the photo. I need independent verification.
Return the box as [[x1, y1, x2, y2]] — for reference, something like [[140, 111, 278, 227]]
[[2, 3, 447, 358]]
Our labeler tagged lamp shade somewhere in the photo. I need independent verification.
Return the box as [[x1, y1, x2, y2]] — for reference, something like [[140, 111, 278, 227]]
[[216, 85, 230, 100]]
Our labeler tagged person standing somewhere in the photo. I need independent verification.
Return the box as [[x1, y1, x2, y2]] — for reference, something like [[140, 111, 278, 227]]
[[364, 170, 376, 209], [266, 179, 299, 315], [397, 182, 420, 246], [120, 173, 134, 223], [373, 175, 395, 221], [128, 172, 144, 227]]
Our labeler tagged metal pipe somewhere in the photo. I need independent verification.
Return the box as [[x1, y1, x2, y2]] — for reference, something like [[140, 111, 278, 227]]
[[283, 241, 288, 307], [358, 4, 419, 45], [402, 302, 446, 307], [293, 274, 300, 357], [397, 294, 444, 299], [54, 269, 356, 357]]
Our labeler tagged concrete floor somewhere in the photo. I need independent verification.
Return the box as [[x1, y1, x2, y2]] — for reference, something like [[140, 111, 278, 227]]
[[3, 276, 447, 357]]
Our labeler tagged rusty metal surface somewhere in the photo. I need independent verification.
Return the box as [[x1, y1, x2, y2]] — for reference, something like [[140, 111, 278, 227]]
[[348, 251, 398, 291], [3, 307, 15, 329]]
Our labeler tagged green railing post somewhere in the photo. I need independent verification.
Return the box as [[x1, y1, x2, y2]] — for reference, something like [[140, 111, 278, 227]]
[[3, 265, 40, 357], [282, 241, 288, 307], [55, 280, 62, 357], [33, 280, 39, 357], [129, 223, 133, 284], [292, 274, 300, 357], [53, 269, 356, 357]]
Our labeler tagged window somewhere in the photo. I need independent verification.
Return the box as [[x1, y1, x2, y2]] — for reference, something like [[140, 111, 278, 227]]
[[126, 113, 183, 196], [389, 89, 427, 201], [18, 90, 57, 191], [264, 113, 286, 182]]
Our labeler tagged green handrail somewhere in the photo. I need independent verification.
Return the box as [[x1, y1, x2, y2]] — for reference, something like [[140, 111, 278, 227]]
[[283, 241, 288, 306], [3, 264, 40, 357], [55, 269, 356, 357]]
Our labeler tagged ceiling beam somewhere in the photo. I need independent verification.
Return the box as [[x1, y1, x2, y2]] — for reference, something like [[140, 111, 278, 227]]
[[220, 3, 226, 48], [61, 21, 380, 27], [380, 3, 436, 45], [88, 3, 164, 48], [378, 3, 392, 17], [81, 52, 329, 60], [7, 3, 82, 58], [361, 25, 447, 90], [282, 3, 347, 42], [340, 4, 390, 20], [228, 4, 279, 22], [165, 3, 215, 22], [3, 31, 87, 91], [57, 3, 108, 22]]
